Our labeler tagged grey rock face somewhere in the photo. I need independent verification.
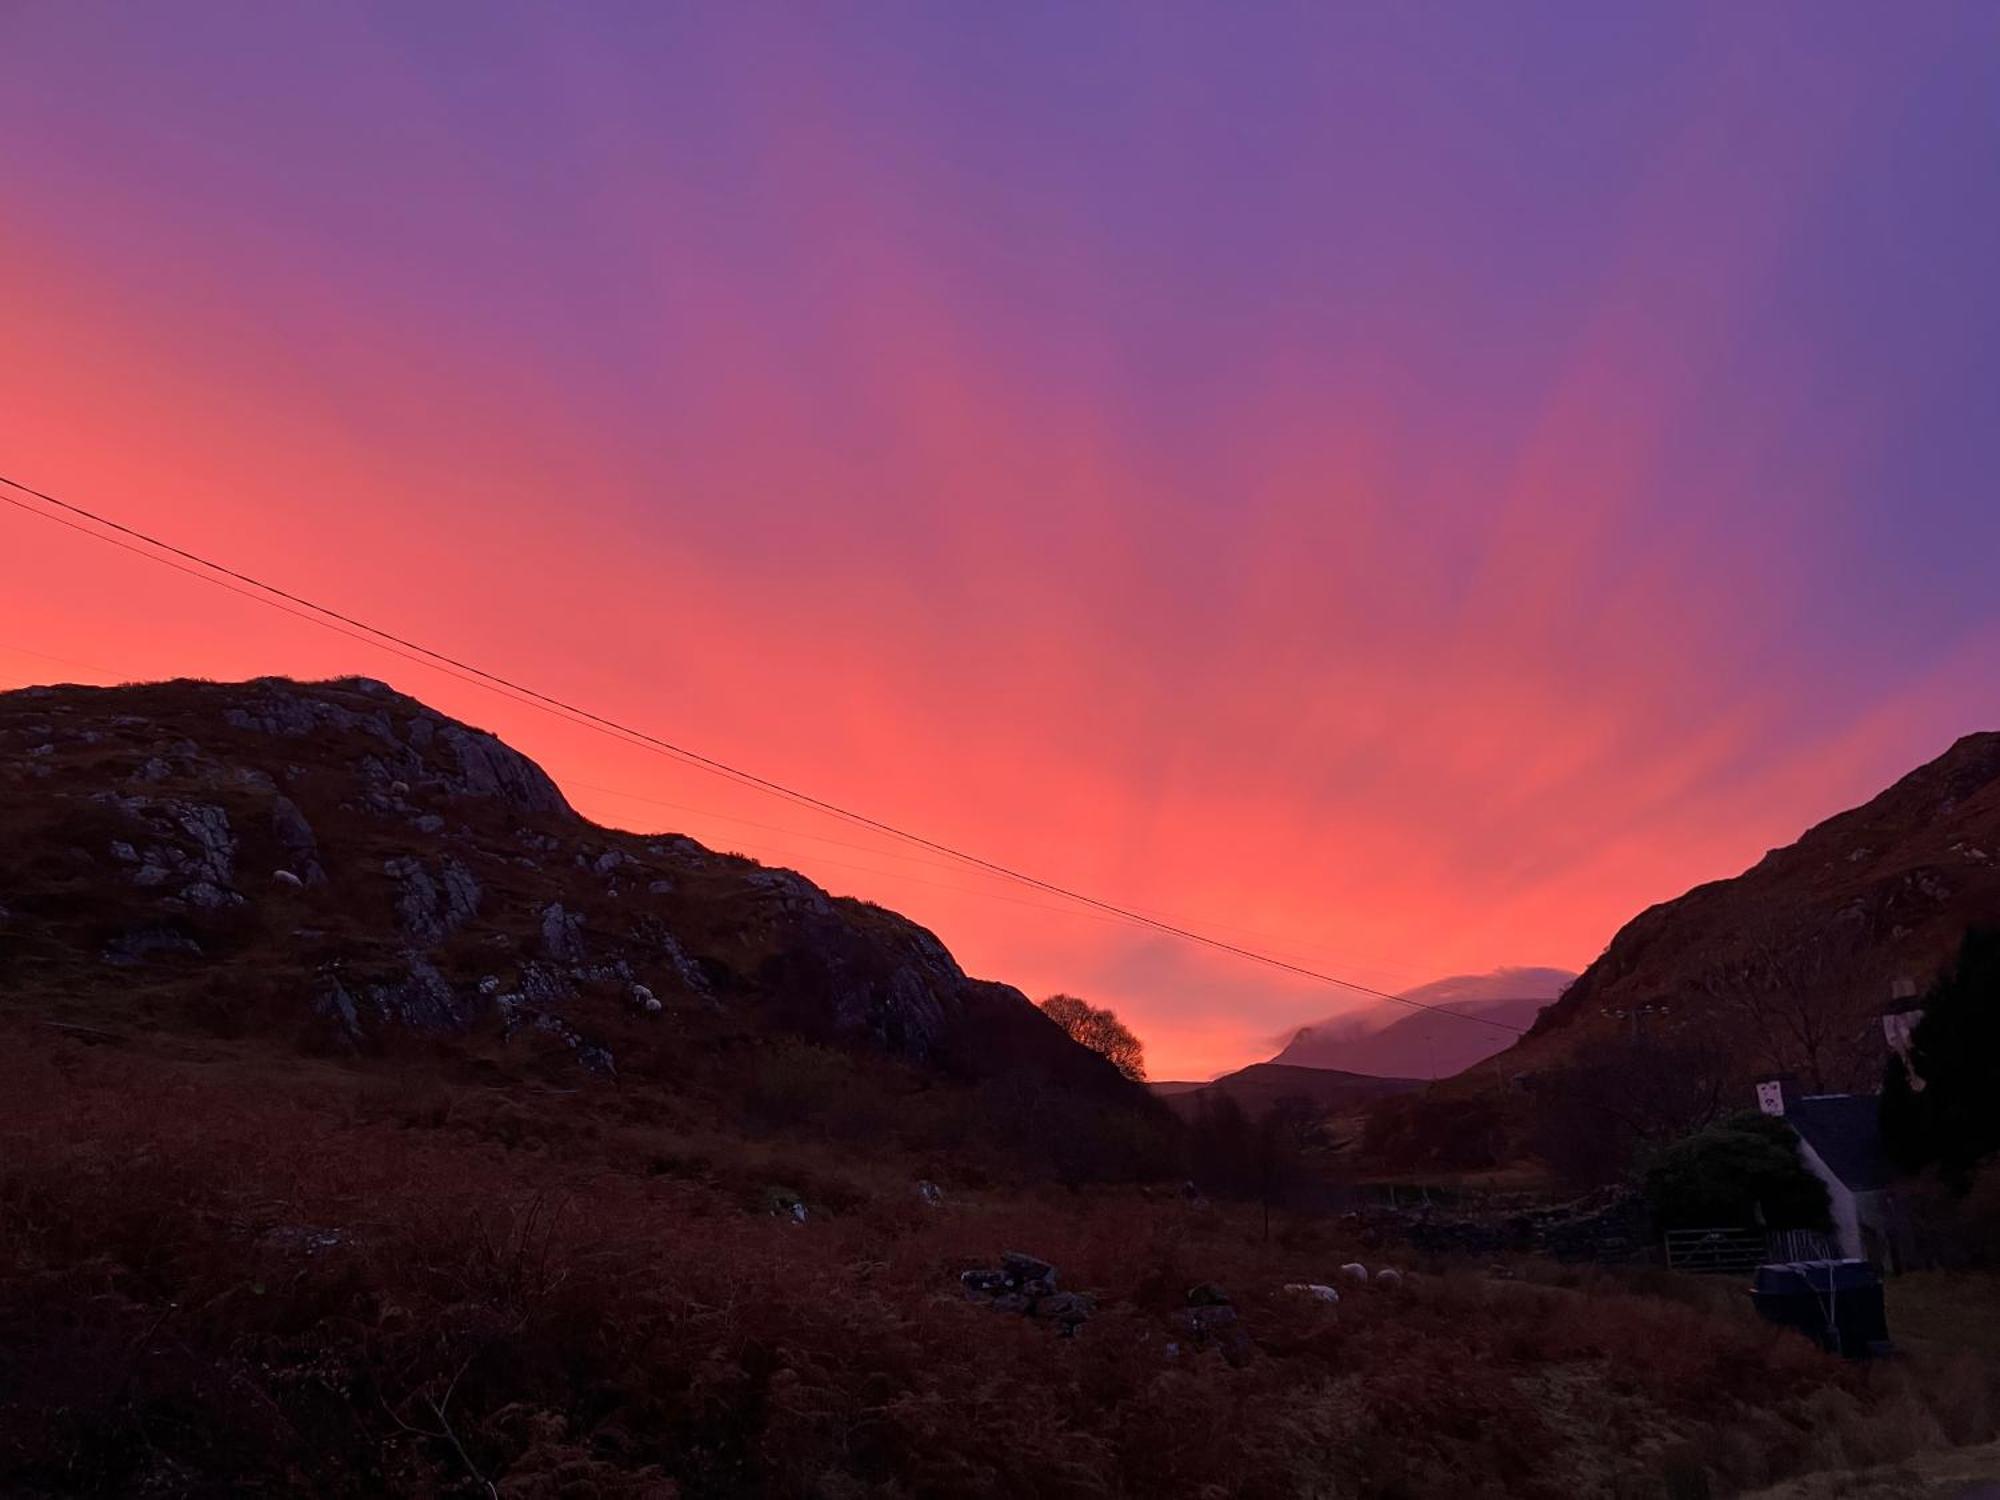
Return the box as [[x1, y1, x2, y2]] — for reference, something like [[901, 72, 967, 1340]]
[[182, 880, 236, 911], [625, 914, 712, 998], [171, 802, 237, 886], [103, 924, 205, 965], [226, 686, 398, 745], [368, 955, 463, 1033], [225, 681, 566, 817], [312, 972, 362, 1040], [435, 723, 568, 814], [270, 795, 327, 887], [99, 793, 243, 909], [384, 855, 482, 944], [492, 961, 614, 1076], [743, 868, 834, 919], [539, 902, 586, 963]]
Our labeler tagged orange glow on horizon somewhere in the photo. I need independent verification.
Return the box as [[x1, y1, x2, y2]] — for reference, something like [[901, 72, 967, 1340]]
[[4, 7, 1998, 1080]]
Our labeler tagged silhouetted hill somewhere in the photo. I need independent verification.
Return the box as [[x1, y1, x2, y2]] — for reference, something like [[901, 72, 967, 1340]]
[[0, 675, 1143, 1107], [1151, 1061, 1423, 1119], [1512, 731, 2000, 1093]]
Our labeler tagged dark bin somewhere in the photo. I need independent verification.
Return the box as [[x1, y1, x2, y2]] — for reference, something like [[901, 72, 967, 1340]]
[[1749, 1259, 1888, 1357]]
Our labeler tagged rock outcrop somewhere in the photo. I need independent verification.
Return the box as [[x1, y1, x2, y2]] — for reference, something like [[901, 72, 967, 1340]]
[[0, 675, 1139, 1100]]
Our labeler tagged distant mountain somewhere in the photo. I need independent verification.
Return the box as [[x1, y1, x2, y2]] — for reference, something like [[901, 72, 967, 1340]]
[[1268, 966, 1572, 1079], [1514, 731, 2000, 1094], [1150, 1061, 1424, 1119]]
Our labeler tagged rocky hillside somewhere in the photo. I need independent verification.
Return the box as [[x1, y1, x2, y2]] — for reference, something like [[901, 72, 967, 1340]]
[[0, 675, 1136, 1100], [1516, 731, 2000, 1093]]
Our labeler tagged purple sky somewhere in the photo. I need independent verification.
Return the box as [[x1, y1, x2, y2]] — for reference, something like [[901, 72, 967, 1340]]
[[3, 2, 1998, 1075]]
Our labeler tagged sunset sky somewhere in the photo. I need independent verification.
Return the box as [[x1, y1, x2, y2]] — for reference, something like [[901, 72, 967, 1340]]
[[4, 4, 1998, 1078]]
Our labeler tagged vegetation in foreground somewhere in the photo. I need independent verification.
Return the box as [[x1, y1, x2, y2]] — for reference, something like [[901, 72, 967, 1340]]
[[3, 1029, 1997, 1499]]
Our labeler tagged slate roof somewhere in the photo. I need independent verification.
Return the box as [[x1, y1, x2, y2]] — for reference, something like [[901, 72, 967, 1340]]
[[1786, 1094, 1901, 1193]]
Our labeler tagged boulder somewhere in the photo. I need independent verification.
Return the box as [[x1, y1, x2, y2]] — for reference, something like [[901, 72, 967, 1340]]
[[1002, 1251, 1055, 1284]]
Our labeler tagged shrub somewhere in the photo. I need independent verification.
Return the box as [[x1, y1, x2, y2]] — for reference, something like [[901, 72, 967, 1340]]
[[1643, 1111, 1831, 1231]]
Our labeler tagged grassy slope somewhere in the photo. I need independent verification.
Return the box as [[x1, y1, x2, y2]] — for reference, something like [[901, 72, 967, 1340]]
[[3, 1023, 1998, 1498]]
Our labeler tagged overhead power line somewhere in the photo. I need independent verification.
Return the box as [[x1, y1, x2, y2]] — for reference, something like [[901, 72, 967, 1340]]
[[0, 471, 1526, 1035]]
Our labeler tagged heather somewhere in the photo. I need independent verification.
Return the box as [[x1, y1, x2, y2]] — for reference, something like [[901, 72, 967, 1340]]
[[3, 1034, 1994, 1498]]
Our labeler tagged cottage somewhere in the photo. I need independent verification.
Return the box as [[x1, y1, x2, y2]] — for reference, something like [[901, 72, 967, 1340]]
[[1750, 991, 1931, 1271], [1756, 1082, 1906, 1267]]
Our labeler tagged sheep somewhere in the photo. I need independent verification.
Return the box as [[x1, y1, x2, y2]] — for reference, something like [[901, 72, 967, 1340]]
[[1338, 1262, 1370, 1284]]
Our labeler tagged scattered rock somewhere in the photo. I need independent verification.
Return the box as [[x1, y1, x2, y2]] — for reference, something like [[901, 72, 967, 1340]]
[[1284, 1283, 1341, 1305], [762, 1186, 808, 1222], [183, 880, 239, 911], [108, 840, 137, 864], [272, 869, 306, 891], [959, 1250, 1092, 1334], [1171, 1298, 1252, 1365], [384, 855, 482, 944], [630, 983, 662, 1014], [102, 924, 205, 965], [1185, 1282, 1231, 1308], [1003, 1251, 1055, 1284], [917, 1180, 944, 1207], [539, 902, 586, 963], [1338, 1262, 1370, 1283]]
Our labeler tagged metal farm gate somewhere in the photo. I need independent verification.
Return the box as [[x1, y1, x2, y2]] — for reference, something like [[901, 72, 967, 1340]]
[[1663, 1227, 1766, 1274]]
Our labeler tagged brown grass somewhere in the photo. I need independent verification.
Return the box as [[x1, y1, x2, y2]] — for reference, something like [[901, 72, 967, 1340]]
[[3, 1029, 1997, 1498]]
